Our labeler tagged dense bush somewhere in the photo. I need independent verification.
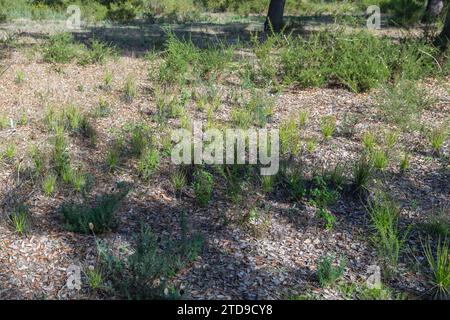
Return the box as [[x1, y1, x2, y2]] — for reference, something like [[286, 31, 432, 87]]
[[61, 185, 129, 234]]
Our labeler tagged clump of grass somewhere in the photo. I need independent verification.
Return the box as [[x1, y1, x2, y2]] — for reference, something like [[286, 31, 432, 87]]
[[384, 130, 399, 150], [421, 208, 449, 239], [8, 204, 30, 236], [61, 185, 129, 234], [232, 91, 274, 128], [316, 254, 346, 288], [399, 152, 410, 172], [78, 39, 116, 65], [42, 173, 57, 196], [317, 208, 336, 230], [320, 115, 336, 140], [0, 114, 9, 129], [170, 169, 187, 195], [106, 149, 120, 172], [367, 191, 408, 277], [93, 97, 111, 118], [370, 148, 389, 171], [261, 174, 275, 194], [98, 217, 203, 299], [422, 237, 449, 300], [353, 156, 373, 192], [103, 69, 113, 90], [285, 167, 306, 201], [15, 70, 25, 84], [362, 131, 376, 152], [43, 33, 80, 64], [123, 75, 137, 102], [427, 124, 448, 154], [309, 175, 340, 208], [137, 148, 160, 180], [29, 144, 44, 176], [279, 118, 301, 155], [298, 110, 309, 127], [3, 142, 16, 161], [377, 80, 433, 130], [85, 266, 104, 291], [193, 169, 214, 207], [128, 123, 151, 157], [305, 138, 317, 153]]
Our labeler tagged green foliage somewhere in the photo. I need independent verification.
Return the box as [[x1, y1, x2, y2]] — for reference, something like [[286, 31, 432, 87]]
[[43, 33, 115, 65], [3, 142, 16, 161], [422, 237, 449, 300], [377, 81, 433, 130], [137, 147, 160, 180], [107, 0, 143, 23], [43, 33, 80, 64], [399, 152, 410, 172], [316, 254, 346, 288], [61, 186, 129, 234], [320, 115, 336, 140], [9, 204, 30, 236], [98, 219, 203, 299], [309, 175, 340, 208], [42, 173, 57, 196], [362, 131, 376, 152], [427, 124, 448, 154], [29, 144, 44, 176], [285, 167, 306, 201], [370, 148, 389, 171], [353, 156, 373, 192], [317, 208, 336, 230], [78, 39, 116, 65], [158, 32, 232, 85], [171, 169, 187, 195], [15, 70, 25, 84], [123, 75, 137, 102], [193, 169, 214, 207], [368, 192, 408, 277]]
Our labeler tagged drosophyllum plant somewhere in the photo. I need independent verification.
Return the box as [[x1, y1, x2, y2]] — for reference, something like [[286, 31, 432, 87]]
[[427, 124, 448, 155], [421, 237, 449, 300], [320, 115, 336, 140]]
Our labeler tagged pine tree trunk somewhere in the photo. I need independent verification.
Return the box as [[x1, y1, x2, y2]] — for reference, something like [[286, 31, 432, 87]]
[[422, 0, 444, 22], [264, 0, 286, 33], [435, 5, 450, 50]]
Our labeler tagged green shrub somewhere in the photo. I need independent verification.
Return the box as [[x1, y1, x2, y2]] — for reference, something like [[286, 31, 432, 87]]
[[317, 208, 336, 230], [61, 186, 129, 234], [320, 115, 336, 140], [353, 156, 373, 192], [370, 148, 389, 171], [193, 169, 214, 207], [43, 33, 80, 64], [367, 192, 409, 277], [78, 39, 116, 65], [316, 254, 346, 288], [9, 204, 30, 236], [42, 173, 57, 196], [427, 124, 448, 154], [107, 0, 143, 23], [98, 219, 203, 299], [137, 147, 160, 180], [422, 237, 449, 300], [376, 80, 433, 130]]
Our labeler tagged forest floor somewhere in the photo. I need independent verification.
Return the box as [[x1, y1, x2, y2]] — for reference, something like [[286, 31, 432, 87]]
[[0, 18, 449, 300]]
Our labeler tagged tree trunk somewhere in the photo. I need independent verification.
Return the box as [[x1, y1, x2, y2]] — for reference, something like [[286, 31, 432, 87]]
[[264, 0, 286, 33], [422, 0, 444, 23], [435, 5, 450, 50]]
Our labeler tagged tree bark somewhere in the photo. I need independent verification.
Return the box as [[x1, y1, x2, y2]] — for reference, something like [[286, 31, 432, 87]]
[[264, 0, 286, 33], [422, 0, 444, 23], [435, 5, 450, 50]]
